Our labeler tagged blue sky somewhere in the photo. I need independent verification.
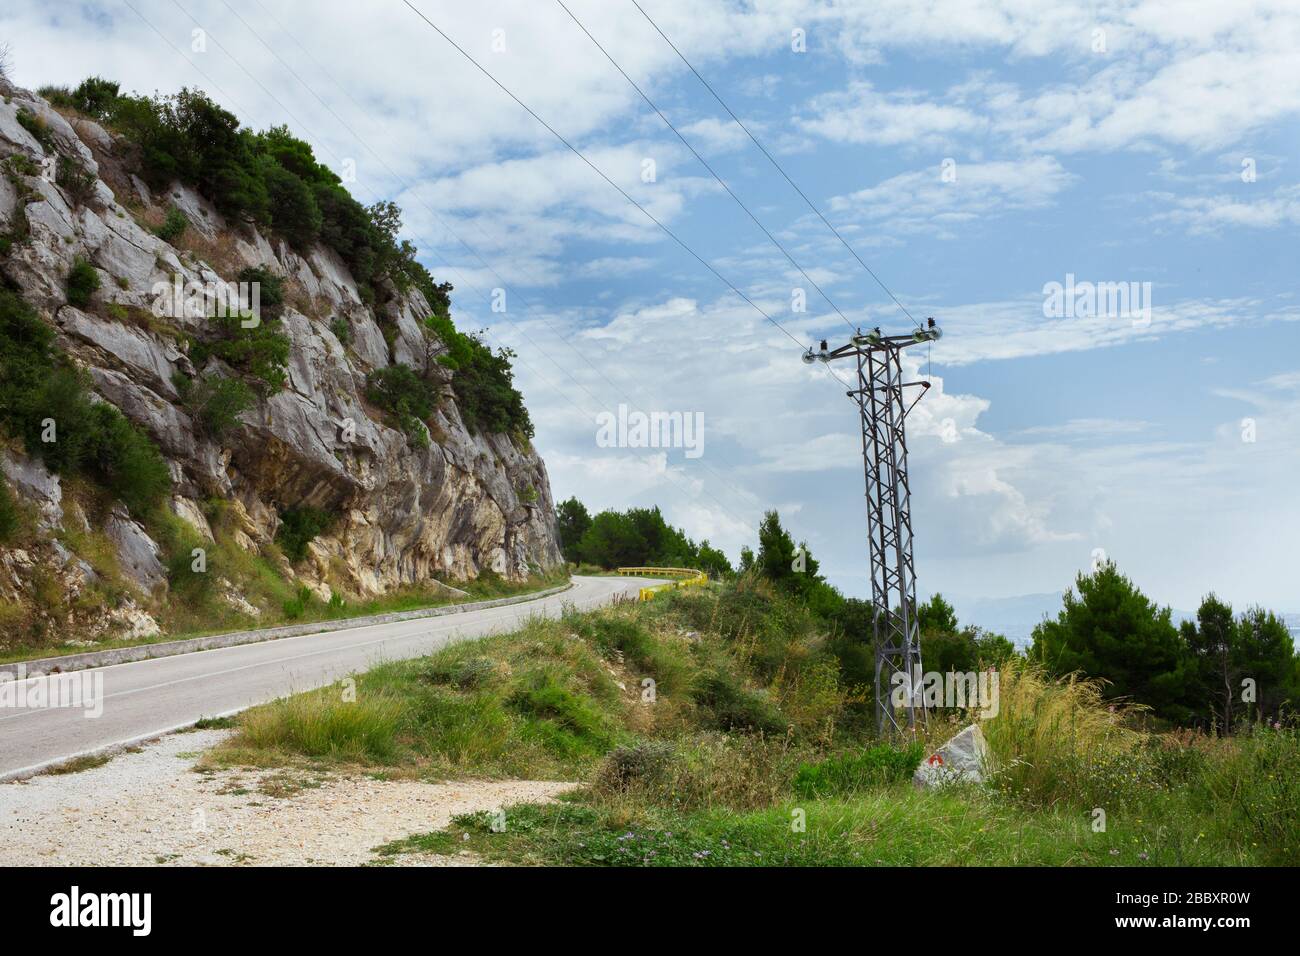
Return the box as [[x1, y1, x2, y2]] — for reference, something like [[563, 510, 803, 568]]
[[4, 0, 1297, 614]]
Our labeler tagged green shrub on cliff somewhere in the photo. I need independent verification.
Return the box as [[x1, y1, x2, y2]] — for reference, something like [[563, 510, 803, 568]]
[[0, 288, 170, 515]]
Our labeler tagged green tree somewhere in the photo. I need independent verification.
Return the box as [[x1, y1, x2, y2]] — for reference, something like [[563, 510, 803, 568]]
[[555, 497, 591, 564], [754, 510, 821, 594], [1232, 606, 1297, 725], [578, 511, 647, 569], [1030, 560, 1194, 722], [69, 76, 121, 118], [918, 593, 959, 635], [262, 158, 322, 249], [1183, 593, 1237, 729], [695, 539, 733, 578], [974, 629, 1018, 665]]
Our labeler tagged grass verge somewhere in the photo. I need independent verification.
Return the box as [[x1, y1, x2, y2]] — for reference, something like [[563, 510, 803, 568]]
[[198, 577, 1298, 866]]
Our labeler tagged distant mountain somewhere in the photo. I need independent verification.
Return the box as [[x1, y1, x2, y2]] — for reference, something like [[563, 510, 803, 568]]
[[946, 593, 1063, 647]]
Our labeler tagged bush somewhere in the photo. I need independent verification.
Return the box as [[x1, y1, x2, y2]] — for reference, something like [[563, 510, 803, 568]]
[[364, 364, 437, 447], [15, 108, 54, 151], [83, 402, 173, 514], [153, 207, 188, 243], [157, 511, 215, 605], [66, 256, 100, 307], [56, 156, 97, 207], [275, 505, 335, 563], [175, 373, 254, 439], [422, 301, 532, 439], [41, 76, 121, 119], [0, 479, 19, 544], [594, 740, 677, 791], [0, 290, 172, 517], [197, 313, 290, 396], [692, 669, 787, 735], [593, 733, 802, 812], [189, 273, 289, 396], [236, 265, 285, 322], [792, 741, 924, 798], [981, 659, 1147, 808], [282, 584, 314, 620], [329, 316, 351, 346]]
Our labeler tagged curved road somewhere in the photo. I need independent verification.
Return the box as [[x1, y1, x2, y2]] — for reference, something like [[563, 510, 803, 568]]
[[0, 575, 658, 782]]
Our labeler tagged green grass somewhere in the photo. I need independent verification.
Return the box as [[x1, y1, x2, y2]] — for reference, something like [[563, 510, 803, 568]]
[[205, 611, 634, 778], [792, 741, 925, 798], [193, 579, 1298, 867], [236, 692, 405, 761], [374, 784, 1267, 866]]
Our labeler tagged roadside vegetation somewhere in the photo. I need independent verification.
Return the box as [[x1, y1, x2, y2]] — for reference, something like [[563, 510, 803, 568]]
[[559, 498, 1299, 732], [0, 499, 568, 665], [203, 572, 1299, 866]]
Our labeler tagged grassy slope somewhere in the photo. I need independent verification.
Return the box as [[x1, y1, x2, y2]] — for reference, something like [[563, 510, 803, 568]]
[[202, 577, 1300, 866]]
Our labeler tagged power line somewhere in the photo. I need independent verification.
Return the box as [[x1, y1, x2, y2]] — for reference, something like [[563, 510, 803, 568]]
[[399, 0, 853, 389], [232, 0, 833, 509], [554, 0, 856, 334], [627, 0, 924, 332], [125, 0, 773, 542], [211, 0, 794, 539]]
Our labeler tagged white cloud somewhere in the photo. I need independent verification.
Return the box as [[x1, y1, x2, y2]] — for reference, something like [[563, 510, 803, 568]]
[[826, 156, 1075, 238], [799, 81, 985, 146], [1152, 183, 1300, 234]]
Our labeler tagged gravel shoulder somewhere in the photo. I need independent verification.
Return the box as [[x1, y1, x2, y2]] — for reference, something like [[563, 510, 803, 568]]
[[0, 730, 576, 866]]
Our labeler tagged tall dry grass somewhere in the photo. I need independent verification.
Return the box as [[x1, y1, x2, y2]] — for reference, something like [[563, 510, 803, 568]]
[[980, 659, 1146, 808]]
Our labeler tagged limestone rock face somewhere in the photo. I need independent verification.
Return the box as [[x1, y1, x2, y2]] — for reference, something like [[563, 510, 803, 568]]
[[105, 505, 166, 592], [913, 724, 990, 788], [0, 76, 563, 636]]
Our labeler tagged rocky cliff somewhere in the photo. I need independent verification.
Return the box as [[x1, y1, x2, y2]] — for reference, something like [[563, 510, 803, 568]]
[[0, 76, 562, 644]]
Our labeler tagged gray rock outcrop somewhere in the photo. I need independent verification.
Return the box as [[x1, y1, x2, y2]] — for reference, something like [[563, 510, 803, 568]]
[[0, 75, 563, 641]]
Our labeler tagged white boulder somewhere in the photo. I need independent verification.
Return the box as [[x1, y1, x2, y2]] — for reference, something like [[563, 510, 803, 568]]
[[914, 723, 990, 789]]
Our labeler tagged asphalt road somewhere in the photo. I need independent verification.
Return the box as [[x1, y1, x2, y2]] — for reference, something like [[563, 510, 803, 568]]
[[0, 574, 657, 782]]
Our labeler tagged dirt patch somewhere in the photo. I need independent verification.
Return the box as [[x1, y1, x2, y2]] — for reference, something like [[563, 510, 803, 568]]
[[0, 730, 576, 866]]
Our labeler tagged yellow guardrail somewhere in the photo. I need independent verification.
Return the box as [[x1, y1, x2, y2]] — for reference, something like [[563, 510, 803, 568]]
[[617, 567, 710, 602]]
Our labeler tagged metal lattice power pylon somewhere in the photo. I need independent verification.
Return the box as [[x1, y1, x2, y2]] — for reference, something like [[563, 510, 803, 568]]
[[804, 319, 941, 734]]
